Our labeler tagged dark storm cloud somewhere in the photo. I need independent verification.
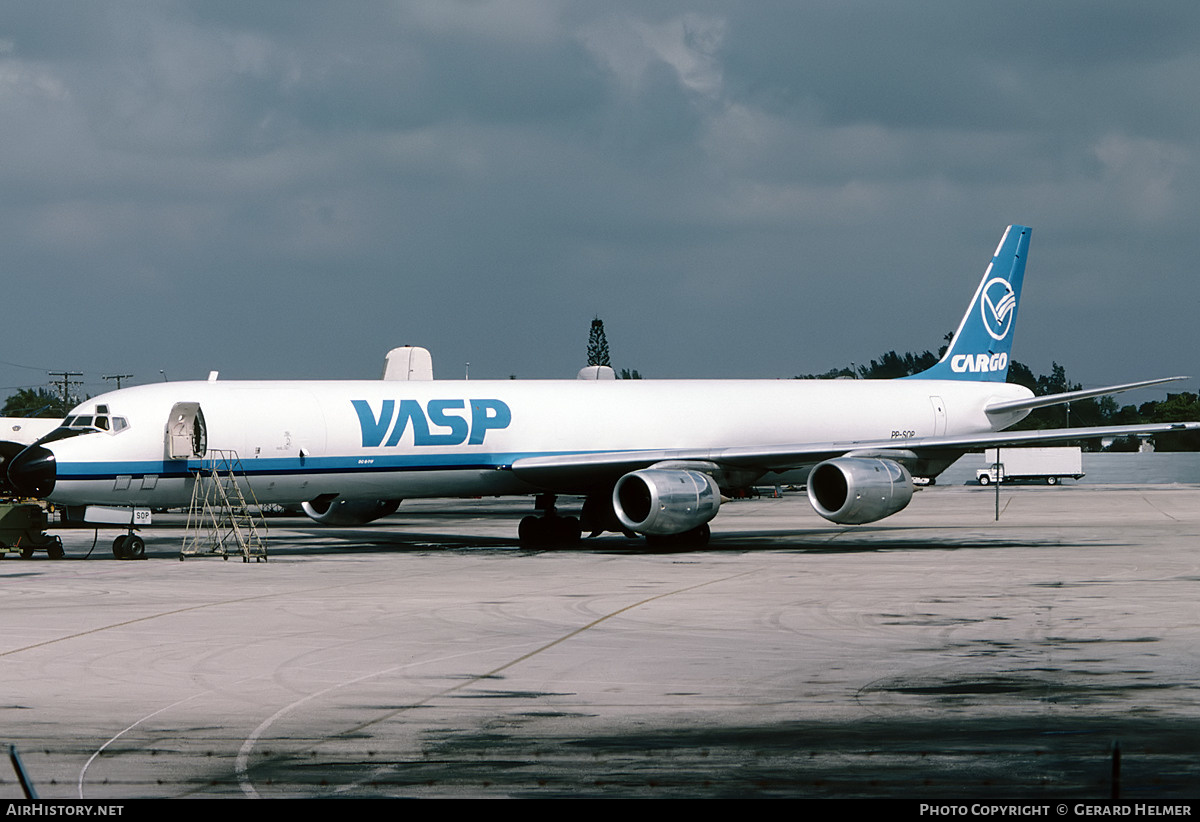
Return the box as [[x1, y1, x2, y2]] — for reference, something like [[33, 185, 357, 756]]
[[0, 1, 1196, 399]]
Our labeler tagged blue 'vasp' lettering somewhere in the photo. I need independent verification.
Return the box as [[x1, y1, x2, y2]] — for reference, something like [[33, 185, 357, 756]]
[[385, 400, 433, 446], [426, 399, 470, 445], [469, 399, 511, 445], [353, 399, 394, 447], [352, 399, 511, 447]]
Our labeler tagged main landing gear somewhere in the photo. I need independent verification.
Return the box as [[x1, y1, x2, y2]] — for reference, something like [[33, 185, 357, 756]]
[[518, 494, 582, 548], [517, 494, 711, 548]]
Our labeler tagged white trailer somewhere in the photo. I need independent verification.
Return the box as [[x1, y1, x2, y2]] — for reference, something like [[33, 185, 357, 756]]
[[977, 446, 1084, 485]]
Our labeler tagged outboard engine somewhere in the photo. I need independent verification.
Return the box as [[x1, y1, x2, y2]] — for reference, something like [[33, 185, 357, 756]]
[[806, 457, 914, 524]]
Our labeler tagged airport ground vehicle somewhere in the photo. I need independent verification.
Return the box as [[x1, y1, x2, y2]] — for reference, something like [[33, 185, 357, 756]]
[[0, 501, 63, 559], [977, 446, 1084, 485]]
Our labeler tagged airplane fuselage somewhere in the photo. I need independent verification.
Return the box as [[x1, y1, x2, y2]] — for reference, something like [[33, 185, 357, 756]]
[[38, 377, 1033, 509]]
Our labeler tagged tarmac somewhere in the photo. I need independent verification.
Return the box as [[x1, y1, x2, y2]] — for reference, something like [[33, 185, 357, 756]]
[[1, 483, 1198, 799]]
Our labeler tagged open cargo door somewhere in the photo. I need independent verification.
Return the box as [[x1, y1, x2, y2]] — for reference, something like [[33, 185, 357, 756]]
[[167, 402, 207, 459]]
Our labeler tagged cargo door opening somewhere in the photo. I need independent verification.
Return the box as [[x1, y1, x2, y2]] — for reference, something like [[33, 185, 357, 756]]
[[167, 402, 207, 459]]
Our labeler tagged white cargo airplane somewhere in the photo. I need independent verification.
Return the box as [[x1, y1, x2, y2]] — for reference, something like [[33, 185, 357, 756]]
[[5, 225, 1196, 555]]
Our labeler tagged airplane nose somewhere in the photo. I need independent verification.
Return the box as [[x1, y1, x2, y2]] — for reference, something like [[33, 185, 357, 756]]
[[8, 444, 56, 499], [0, 441, 28, 495]]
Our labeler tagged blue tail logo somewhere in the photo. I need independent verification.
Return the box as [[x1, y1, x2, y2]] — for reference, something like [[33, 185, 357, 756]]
[[910, 225, 1030, 382]]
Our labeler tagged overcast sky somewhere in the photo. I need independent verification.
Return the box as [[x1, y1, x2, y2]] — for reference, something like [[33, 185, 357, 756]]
[[1, 1, 1197, 402]]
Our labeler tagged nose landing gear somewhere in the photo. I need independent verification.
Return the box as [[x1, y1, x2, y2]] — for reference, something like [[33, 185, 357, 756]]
[[112, 532, 146, 560]]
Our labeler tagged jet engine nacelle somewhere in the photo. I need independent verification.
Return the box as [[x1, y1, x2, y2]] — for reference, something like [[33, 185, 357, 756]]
[[612, 468, 720, 535], [806, 457, 914, 525], [301, 497, 402, 526]]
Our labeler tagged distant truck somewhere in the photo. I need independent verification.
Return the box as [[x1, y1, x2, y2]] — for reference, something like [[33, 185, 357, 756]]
[[976, 447, 1084, 486]]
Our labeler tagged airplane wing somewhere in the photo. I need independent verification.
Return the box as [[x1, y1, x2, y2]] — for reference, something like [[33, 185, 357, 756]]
[[510, 421, 1200, 490]]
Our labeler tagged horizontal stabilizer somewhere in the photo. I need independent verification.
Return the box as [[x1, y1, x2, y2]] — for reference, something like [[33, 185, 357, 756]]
[[985, 376, 1189, 417]]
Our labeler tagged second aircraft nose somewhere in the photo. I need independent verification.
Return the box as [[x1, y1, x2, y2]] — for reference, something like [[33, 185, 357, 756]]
[[8, 444, 56, 499]]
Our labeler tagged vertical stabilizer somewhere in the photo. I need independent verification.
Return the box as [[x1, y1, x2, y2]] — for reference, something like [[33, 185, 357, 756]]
[[910, 225, 1030, 382]]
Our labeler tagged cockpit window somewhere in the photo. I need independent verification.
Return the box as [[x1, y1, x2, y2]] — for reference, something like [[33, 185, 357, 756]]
[[38, 425, 98, 445], [38, 408, 131, 445]]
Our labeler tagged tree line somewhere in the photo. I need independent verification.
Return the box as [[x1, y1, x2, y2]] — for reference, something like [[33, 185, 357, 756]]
[[2, 387, 66, 418]]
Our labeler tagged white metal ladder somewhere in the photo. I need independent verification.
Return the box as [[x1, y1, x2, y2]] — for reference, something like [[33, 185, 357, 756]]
[[181, 450, 268, 562]]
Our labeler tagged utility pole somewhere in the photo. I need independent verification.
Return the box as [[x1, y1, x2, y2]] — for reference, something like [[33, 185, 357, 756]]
[[103, 374, 134, 390], [47, 371, 83, 415]]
